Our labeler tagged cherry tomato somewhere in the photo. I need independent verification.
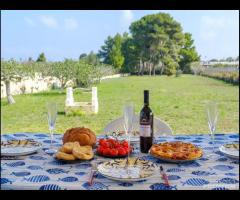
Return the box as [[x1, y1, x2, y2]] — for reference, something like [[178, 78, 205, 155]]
[[102, 148, 111, 155], [114, 142, 121, 148], [122, 141, 129, 148], [97, 146, 102, 154], [110, 149, 118, 156], [101, 141, 110, 148], [98, 139, 106, 146], [118, 147, 127, 156]]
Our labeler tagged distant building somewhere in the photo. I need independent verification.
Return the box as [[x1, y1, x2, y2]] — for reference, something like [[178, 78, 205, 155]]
[[201, 61, 239, 68]]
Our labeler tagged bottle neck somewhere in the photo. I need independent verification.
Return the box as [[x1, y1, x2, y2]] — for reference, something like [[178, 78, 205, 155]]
[[144, 102, 149, 107], [144, 90, 149, 106]]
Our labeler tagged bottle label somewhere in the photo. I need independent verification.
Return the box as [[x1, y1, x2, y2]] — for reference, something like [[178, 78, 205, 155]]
[[139, 125, 151, 137]]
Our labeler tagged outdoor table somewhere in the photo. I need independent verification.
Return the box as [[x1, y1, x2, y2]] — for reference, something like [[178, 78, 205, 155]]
[[1, 133, 239, 190]]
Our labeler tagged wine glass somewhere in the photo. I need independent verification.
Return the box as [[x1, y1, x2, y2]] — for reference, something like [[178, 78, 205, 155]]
[[1, 116, 3, 134], [206, 101, 218, 157], [123, 102, 134, 169], [45, 102, 58, 154]]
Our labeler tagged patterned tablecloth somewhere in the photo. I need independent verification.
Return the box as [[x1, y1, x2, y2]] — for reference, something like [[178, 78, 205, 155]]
[[1, 133, 239, 190]]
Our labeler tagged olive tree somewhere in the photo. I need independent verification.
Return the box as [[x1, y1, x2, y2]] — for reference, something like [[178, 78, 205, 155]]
[[1, 60, 34, 104]]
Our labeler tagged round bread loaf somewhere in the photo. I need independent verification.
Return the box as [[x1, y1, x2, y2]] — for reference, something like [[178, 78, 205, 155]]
[[62, 127, 96, 146]]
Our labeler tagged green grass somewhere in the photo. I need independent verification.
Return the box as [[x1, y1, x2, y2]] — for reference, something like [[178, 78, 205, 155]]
[[1, 75, 239, 135]]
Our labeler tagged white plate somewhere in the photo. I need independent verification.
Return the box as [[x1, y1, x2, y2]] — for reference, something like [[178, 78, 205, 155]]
[[107, 131, 140, 143], [97, 157, 157, 182], [219, 144, 239, 159], [1, 139, 42, 156]]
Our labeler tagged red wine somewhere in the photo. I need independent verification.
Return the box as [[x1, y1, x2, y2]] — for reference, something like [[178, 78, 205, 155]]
[[140, 90, 154, 153]]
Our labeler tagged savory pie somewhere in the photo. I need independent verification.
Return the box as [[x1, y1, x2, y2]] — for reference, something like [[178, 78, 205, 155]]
[[150, 141, 203, 160]]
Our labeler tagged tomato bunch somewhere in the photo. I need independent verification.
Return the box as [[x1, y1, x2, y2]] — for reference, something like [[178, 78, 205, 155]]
[[97, 138, 132, 157]]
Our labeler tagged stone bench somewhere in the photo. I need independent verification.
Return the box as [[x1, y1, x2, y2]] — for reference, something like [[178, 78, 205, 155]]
[[65, 87, 98, 115]]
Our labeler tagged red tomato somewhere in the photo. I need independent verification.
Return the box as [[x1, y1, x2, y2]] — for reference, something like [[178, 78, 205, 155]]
[[114, 142, 121, 148], [107, 138, 115, 144], [102, 148, 111, 155], [118, 147, 127, 156], [122, 141, 129, 148], [97, 146, 103, 154], [110, 149, 118, 156], [98, 139, 106, 146], [101, 141, 110, 148]]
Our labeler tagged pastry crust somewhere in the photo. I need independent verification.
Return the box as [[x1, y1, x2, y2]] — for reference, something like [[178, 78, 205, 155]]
[[72, 143, 94, 160], [55, 151, 76, 161], [150, 141, 202, 160], [62, 127, 96, 146], [56, 142, 93, 161], [61, 142, 76, 153]]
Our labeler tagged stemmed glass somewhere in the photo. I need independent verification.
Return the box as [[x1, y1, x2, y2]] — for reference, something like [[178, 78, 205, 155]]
[[45, 102, 58, 154], [206, 101, 218, 157], [123, 102, 134, 169]]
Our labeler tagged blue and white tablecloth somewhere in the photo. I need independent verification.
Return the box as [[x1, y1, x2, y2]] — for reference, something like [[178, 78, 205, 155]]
[[1, 133, 239, 190]]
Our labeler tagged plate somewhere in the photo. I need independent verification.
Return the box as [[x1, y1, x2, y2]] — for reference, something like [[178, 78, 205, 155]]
[[107, 131, 140, 144], [219, 143, 239, 159], [1, 139, 42, 156], [97, 157, 157, 182], [96, 150, 132, 159], [149, 141, 203, 163]]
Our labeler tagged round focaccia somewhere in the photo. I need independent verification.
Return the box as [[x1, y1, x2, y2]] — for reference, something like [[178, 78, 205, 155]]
[[150, 141, 202, 160]]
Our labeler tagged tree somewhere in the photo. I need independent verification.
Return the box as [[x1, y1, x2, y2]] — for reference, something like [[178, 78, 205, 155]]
[[1, 60, 34, 104], [50, 59, 76, 89], [85, 51, 100, 66], [109, 34, 124, 70], [36, 53, 47, 62], [121, 32, 140, 73], [28, 57, 34, 62], [163, 56, 178, 76], [98, 36, 114, 64], [179, 33, 200, 73], [226, 57, 234, 62], [209, 59, 218, 62], [75, 61, 94, 87], [130, 12, 185, 76], [79, 53, 87, 60], [236, 56, 239, 61]]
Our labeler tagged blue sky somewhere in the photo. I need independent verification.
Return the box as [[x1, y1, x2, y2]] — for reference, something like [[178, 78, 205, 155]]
[[1, 10, 239, 61]]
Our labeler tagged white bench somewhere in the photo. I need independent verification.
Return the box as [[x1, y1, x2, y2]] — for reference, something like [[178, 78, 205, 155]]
[[65, 87, 98, 115]]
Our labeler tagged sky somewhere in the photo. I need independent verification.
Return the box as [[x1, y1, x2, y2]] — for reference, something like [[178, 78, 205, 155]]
[[1, 10, 239, 61]]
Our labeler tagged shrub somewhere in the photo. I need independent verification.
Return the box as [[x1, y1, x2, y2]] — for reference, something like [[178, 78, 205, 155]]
[[176, 69, 183, 77], [201, 71, 239, 85]]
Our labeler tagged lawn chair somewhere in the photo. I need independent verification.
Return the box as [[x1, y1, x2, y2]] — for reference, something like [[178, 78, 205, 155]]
[[103, 114, 173, 136]]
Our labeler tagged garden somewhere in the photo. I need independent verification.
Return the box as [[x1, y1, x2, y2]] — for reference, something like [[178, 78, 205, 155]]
[[1, 10, 239, 191], [1, 75, 239, 134]]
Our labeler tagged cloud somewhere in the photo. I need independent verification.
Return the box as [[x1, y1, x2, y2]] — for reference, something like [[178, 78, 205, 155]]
[[64, 18, 78, 31], [199, 15, 230, 41], [200, 31, 216, 40], [24, 17, 36, 27], [201, 16, 226, 29], [39, 15, 58, 29], [120, 10, 134, 29]]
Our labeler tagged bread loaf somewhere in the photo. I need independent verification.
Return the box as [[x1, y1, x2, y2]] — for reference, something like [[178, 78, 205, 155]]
[[62, 127, 96, 146]]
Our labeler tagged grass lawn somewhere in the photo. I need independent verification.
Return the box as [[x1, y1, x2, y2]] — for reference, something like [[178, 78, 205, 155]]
[[1, 75, 239, 135]]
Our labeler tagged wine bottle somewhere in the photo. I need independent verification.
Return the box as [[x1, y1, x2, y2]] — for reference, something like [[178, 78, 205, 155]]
[[140, 90, 154, 153]]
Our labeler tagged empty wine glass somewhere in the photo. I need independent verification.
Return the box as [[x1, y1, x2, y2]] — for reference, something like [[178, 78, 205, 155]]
[[123, 102, 134, 169], [1, 116, 3, 134], [206, 101, 218, 157], [45, 102, 58, 154]]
